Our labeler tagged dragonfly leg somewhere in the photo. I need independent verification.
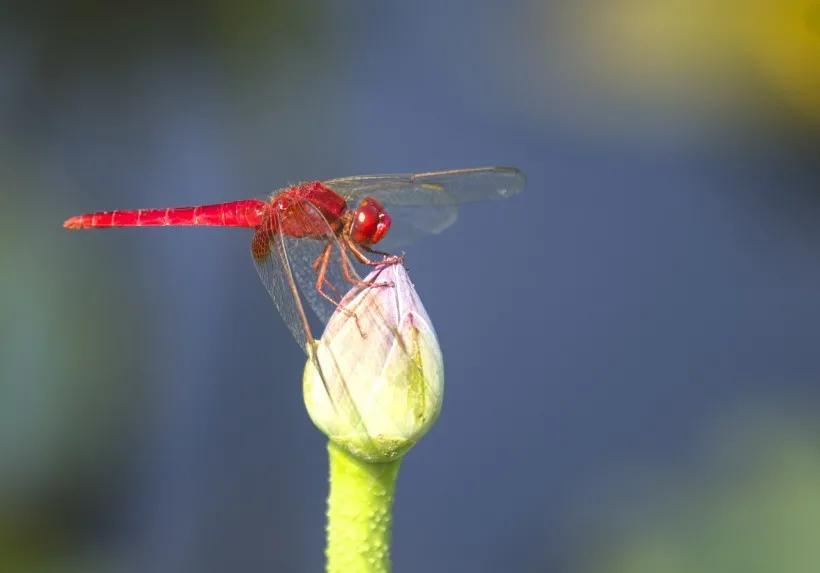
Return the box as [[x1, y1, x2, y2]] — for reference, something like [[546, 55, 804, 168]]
[[315, 242, 366, 338], [339, 242, 394, 292], [339, 244, 373, 286], [311, 242, 331, 273], [363, 244, 402, 260], [312, 242, 342, 294], [346, 240, 404, 267]]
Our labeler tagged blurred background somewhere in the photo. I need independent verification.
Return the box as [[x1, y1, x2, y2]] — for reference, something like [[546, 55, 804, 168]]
[[2, 1, 820, 571]]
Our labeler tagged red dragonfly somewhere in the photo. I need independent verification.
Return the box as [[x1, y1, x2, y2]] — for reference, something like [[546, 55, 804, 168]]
[[65, 166, 523, 443], [64, 166, 524, 354]]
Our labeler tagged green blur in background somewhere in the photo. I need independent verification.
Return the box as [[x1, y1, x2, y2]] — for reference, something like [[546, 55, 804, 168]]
[[580, 409, 820, 573]]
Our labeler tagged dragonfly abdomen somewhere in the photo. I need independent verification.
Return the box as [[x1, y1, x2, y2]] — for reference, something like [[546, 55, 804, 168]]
[[63, 199, 267, 229]]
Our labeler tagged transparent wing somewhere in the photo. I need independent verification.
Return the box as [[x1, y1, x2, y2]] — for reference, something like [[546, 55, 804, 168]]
[[373, 202, 459, 251], [323, 166, 523, 249], [251, 201, 390, 452], [251, 202, 372, 348], [251, 209, 317, 354], [278, 203, 366, 329], [323, 166, 525, 206]]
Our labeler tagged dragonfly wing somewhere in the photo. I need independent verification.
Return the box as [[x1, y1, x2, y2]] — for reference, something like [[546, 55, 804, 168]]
[[253, 199, 372, 340], [281, 201, 366, 328], [323, 167, 522, 248], [251, 201, 385, 448], [251, 209, 317, 354], [324, 166, 525, 206], [372, 203, 459, 250]]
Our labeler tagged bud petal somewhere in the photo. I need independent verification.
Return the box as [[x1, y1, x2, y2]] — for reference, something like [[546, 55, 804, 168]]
[[303, 264, 444, 462]]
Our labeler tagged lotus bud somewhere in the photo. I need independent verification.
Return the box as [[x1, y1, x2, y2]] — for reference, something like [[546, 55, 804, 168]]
[[303, 263, 444, 462]]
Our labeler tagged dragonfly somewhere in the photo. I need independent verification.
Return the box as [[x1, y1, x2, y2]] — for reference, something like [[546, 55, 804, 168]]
[[64, 166, 524, 440]]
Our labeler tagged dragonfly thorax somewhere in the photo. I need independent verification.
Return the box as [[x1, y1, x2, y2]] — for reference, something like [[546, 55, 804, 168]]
[[275, 182, 347, 222]]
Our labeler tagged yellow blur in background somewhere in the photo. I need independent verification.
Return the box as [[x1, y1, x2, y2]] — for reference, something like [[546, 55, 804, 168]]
[[580, 0, 820, 125]]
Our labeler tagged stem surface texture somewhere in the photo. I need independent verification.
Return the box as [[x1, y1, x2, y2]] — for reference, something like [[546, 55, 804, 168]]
[[326, 441, 402, 573]]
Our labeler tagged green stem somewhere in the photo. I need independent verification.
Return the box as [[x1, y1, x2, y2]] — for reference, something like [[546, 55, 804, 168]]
[[326, 441, 402, 573]]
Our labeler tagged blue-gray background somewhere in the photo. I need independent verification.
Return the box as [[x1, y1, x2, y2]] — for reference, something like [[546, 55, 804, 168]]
[[3, 2, 820, 572]]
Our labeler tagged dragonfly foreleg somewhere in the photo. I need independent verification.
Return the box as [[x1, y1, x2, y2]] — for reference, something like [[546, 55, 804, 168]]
[[345, 239, 403, 267], [338, 242, 395, 293], [314, 241, 366, 338], [362, 244, 401, 260]]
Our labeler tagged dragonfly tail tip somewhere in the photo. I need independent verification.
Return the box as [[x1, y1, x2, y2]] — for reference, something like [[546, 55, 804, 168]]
[[63, 216, 83, 229]]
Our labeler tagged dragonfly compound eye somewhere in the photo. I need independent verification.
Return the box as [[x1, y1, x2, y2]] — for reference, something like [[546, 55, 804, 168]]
[[351, 198, 391, 245]]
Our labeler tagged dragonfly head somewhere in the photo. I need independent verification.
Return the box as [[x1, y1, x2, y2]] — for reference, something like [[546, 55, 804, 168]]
[[349, 197, 391, 245]]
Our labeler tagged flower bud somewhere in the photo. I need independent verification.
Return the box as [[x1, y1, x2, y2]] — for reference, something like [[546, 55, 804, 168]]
[[303, 263, 444, 462]]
